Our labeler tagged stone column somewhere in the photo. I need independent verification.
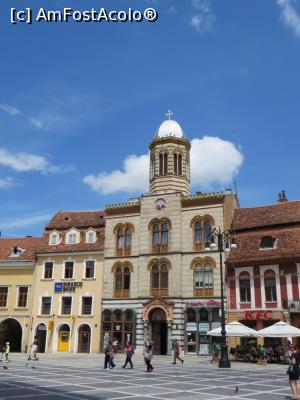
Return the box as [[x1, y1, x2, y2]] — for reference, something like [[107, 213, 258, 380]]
[[143, 321, 149, 343], [167, 320, 172, 355]]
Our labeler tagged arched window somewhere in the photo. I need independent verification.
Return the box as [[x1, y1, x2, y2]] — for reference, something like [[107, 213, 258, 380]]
[[174, 153, 182, 176], [264, 270, 277, 302], [191, 216, 214, 251], [150, 260, 170, 296], [124, 228, 132, 255], [195, 221, 202, 244], [161, 223, 168, 246], [113, 263, 132, 298], [204, 220, 211, 241], [159, 153, 168, 175], [115, 224, 133, 256], [159, 154, 163, 175], [174, 154, 178, 174], [103, 309, 111, 322], [178, 154, 182, 175], [151, 265, 159, 289], [194, 265, 202, 289], [239, 272, 251, 302], [187, 308, 196, 322], [160, 264, 168, 288], [153, 224, 160, 247], [163, 153, 168, 175], [150, 219, 171, 253], [123, 266, 130, 290], [117, 229, 123, 250], [204, 263, 213, 288], [115, 267, 122, 290], [192, 258, 214, 297]]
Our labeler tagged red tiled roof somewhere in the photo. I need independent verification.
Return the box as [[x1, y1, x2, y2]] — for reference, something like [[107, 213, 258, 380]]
[[227, 227, 300, 266], [37, 230, 105, 254], [0, 237, 42, 262], [46, 211, 105, 230], [233, 201, 300, 231]]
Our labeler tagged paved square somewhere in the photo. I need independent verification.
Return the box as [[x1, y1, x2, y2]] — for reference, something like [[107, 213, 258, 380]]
[[0, 354, 293, 399]]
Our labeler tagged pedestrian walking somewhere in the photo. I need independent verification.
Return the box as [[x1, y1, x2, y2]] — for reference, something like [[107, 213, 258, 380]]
[[122, 341, 134, 369], [0, 343, 5, 362], [104, 341, 111, 369], [172, 339, 184, 364], [30, 337, 39, 361], [144, 342, 154, 372], [287, 356, 300, 400], [4, 342, 10, 362], [109, 341, 116, 369]]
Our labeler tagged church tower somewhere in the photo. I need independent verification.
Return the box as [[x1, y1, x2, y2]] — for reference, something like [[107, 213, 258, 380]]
[[149, 111, 191, 196]]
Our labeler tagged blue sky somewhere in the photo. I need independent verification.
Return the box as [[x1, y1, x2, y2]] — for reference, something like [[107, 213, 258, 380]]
[[0, 0, 300, 237]]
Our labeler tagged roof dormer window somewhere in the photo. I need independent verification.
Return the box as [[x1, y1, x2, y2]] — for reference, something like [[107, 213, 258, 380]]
[[10, 246, 24, 257], [49, 231, 60, 246], [68, 233, 76, 244], [86, 230, 96, 243], [66, 229, 80, 244], [260, 236, 276, 249]]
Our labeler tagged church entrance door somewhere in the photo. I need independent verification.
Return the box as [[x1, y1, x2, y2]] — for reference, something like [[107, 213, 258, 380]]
[[150, 308, 167, 355]]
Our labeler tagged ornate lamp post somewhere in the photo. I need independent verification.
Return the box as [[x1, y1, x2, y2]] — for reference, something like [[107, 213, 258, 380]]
[[205, 227, 237, 368]]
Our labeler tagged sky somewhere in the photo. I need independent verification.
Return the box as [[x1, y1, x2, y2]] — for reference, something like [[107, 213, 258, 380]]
[[0, 0, 300, 237]]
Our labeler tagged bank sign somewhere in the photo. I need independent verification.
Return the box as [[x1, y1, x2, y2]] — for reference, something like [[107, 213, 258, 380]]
[[54, 282, 83, 293]]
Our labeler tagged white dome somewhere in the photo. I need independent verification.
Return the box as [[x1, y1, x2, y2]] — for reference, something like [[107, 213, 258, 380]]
[[155, 119, 185, 138]]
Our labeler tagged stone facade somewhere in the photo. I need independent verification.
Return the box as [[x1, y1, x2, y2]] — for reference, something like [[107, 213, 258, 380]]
[[101, 116, 238, 355]]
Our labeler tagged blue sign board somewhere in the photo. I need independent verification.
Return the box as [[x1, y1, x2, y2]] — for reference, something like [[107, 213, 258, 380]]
[[54, 282, 63, 293]]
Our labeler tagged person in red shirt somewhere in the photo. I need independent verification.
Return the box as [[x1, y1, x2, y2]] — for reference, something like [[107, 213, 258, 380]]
[[172, 339, 184, 365]]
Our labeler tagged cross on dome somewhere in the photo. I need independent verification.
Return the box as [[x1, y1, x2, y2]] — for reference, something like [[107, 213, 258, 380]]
[[165, 110, 174, 120]]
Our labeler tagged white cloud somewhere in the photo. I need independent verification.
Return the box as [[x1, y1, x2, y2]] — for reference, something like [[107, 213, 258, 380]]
[[0, 213, 52, 230], [0, 103, 20, 116], [0, 177, 14, 189], [190, 0, 216, 33], [0, 147, 74, 174], [167, 5, 177, 15], [84, 136, 243, 195], [277, 0, 300, 37], [29, 117, 44, 129], [190, 136, 243, 187], [84, 154, 149, 195]]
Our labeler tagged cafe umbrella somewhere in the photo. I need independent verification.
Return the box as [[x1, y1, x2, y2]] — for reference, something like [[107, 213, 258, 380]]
[[257, 321, 300, 337], [207, 321, 261, 337]]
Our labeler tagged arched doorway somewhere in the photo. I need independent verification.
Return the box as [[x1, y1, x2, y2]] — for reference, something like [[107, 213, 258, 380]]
[[0, 318, 22, 352], [35, 323, 47, 353], [57, 324, 70, 352], [150, 308, 167, 355], [77, 324, 91, 353]]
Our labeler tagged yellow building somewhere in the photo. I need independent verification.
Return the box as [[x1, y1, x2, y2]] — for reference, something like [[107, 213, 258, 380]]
[[29, 211, 105, 354], [0, 237, 41, 352]]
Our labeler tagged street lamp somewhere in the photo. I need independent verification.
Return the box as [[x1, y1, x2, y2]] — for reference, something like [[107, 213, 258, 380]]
[[205, 227, 237, 368]]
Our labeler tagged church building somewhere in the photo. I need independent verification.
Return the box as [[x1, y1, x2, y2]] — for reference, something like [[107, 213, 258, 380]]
[[101, 113, 238, 355]]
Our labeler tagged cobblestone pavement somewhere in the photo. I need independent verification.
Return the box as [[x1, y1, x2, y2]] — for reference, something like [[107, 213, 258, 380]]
[[0, 353, 292, 400]]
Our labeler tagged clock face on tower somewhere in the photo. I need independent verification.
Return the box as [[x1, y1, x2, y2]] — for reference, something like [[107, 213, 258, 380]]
[[154, 198, 167, 211]]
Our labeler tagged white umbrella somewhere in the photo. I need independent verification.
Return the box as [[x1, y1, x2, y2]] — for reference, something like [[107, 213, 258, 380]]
[[207, 321, 260, 337], [257, 321, 300, 337]]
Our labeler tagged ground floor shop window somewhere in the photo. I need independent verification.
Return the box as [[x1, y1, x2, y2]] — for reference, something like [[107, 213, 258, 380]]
[[185, 307, 221, 355], [101, 308, 135, 352]]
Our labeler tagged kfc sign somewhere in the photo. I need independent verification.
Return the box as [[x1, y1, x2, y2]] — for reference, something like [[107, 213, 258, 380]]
[[244, 310, 272, 320]]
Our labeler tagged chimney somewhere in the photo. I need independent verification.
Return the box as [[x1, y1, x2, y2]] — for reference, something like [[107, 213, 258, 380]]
[[278, 190, 288, 203]]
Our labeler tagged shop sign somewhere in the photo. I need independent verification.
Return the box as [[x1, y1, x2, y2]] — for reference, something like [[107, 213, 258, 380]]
[[211, 322, 221, 329], [244, 310, 272, 320], [54, 282, 83, 293], [199, 322, 209, 332], [185, 299, 221, 308], [186, 322, 197, 332]]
